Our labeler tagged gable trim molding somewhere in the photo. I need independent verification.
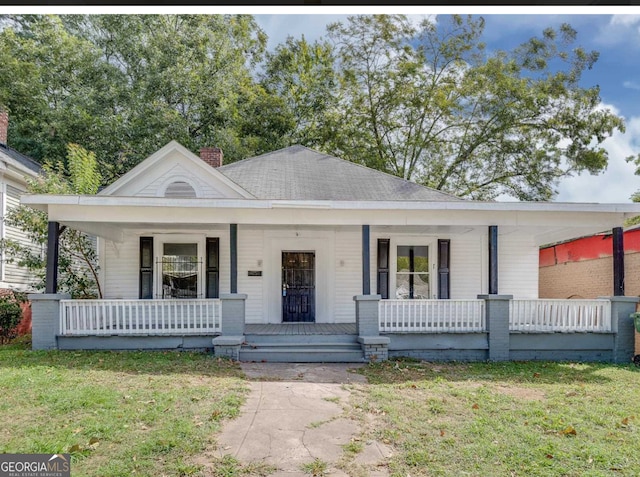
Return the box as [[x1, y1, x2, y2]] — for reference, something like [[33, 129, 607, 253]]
[[99, 141, 254, 199]]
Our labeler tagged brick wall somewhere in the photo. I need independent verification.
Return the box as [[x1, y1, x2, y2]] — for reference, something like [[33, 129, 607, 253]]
[[199, 147, 223, 168], [539, 251, 640, 354]]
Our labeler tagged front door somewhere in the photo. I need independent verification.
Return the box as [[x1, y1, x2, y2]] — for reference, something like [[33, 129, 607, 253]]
[[282, 251, 315, 322]]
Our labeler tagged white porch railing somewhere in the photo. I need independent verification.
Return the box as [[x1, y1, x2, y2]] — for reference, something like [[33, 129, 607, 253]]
[[379, 299, 486, 333], [60, 299, 222, 336], [509, 299, 611, 332]]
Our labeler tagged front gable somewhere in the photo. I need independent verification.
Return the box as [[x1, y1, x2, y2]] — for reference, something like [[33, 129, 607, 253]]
[[99, 141, 253, 199]]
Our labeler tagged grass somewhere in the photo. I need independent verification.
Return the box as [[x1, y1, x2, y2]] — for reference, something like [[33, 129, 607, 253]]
[[308, 420, 330, 429], [342, 439, 364, 455], [300, 458, 328, 476], [353, 358, 640, 477], [207, 455, 276, 477], [322, 396, 341, 404], [0, 337, 247, 477], [6, 335, 640, 477]]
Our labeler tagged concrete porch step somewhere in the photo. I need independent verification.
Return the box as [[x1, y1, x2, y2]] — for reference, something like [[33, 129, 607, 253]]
[[240, 342, 365, 363], [244, 333, 359, 345]]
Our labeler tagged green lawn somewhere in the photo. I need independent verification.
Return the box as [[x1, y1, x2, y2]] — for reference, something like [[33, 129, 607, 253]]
[[0, 339, 247, 477], [354, 359, 640, 477], [3, 339, 640, 477]]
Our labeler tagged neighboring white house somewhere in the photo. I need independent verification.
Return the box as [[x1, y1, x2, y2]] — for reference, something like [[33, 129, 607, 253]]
[[0, 111, 42, 291], [23, 141, 640, 362]]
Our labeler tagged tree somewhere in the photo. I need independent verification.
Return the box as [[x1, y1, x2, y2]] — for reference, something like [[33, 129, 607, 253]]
[[1, 144, 102, 298], [0, 14, 291, 183], [261, 35, 339, 148], [264, 15, 631, 200], [625, 154, 640, 225], [0, 15, 120, 175]]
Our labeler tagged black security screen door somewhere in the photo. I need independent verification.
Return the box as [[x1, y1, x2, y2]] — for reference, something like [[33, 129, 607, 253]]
[[282, 252, 316, 322]]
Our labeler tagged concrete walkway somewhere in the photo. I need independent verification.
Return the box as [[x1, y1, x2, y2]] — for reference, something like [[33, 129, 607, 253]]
[[213, 363, 392, 476]]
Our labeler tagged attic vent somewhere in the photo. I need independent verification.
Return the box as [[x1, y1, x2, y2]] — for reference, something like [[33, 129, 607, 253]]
[[164, 181, 197, 198]]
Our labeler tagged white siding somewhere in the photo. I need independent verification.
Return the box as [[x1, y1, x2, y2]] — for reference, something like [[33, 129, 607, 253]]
[[449, 232, 485, 299], [4, 184, 41, 288], [369, 230, 379, 297], [102, 227, 230, 300], [369, 229, 538, 300], [100, 225, 539, 321], [218, 228, 230, 299], [124, 161, 242, 199], [262, 228, 336, 323], [102, 232, 140, 299], [237, 226, 264, 324], [498, 232, 539, 299], [333, 228, 360, 323], [370, 228, 487, 301]]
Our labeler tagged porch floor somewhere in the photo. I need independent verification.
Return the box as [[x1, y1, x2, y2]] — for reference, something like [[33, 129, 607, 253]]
[[245, 323, 356, 335]]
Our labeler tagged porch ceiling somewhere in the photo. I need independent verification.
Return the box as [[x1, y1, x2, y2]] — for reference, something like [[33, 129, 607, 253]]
[[22, 194, 640, 245], [59, 222, 628, 249]]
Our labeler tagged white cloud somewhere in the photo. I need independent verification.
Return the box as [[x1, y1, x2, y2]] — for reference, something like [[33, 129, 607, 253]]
[[255, 14, 436, 52], [407, 14, 436, 29], [624, 81, 640, 91], [555, 113, 640, 204], [254, 14, 346, 51], [595, 14, 640, 47], [610, 14, 640, 26]]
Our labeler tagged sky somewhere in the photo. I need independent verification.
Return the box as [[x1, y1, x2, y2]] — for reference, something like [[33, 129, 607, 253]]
[[2, 5, 640, 204], [252, 9, 640, 204]]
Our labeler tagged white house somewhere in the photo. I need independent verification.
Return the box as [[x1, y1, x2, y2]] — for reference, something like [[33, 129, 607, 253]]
[[23, 141, 640, 362], [0, 111, 42, 291]]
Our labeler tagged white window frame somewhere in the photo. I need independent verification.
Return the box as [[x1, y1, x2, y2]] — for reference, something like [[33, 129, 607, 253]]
[[156, 175, 202, 198], [390, 236, 437, 300], [153, 234, 206, 299]]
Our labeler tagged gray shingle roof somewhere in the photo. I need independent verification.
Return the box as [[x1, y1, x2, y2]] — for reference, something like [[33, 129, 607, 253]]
[[0, 144, 42, 174], [217, 145, 460, 201]]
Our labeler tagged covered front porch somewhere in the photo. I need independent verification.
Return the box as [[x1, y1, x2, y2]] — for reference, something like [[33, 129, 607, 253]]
[[23, 195, 640, 362], [30, 293, 638, 363]]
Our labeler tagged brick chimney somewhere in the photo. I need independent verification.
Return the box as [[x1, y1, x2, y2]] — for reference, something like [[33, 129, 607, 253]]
[[200, 147, 223, 168], [0, 110, 8, 146]]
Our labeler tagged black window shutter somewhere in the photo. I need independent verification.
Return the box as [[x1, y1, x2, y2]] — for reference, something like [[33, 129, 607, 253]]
[[377, 239, 390, 299], [206, 238, 220, 298], [139, 237, 153, 299], [438, 239, 450, 299]]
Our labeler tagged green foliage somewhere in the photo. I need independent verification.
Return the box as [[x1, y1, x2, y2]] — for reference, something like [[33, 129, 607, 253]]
[[264, 14, 630, 200], [0, 14, 634, 202], [357, 361, 640, 476], [0, 14, 287, 183], [261, 35, 338, 148], [300, 458, 328, 476], [0, 291, 26, 344], [0, 143, 102, 298], [0, 349, 246, 476], [625, 154, 640, 226], [66, 143, 101, 194], [0, 15, 116, 173]]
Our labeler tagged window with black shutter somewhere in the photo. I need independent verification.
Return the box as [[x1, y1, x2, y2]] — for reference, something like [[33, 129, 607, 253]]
[[206, 238, 219, 298], [437, 239, 450, 299], [377, 239, 390, 299], [139, 237, 154, 299]]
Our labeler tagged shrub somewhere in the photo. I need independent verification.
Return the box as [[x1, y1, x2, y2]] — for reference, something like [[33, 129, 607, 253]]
[[0, 291, 26, 344]]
